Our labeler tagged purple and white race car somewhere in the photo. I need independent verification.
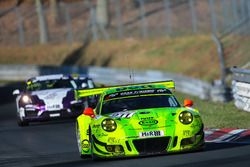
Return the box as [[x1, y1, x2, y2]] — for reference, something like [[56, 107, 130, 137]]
[[13, 74, 95, 126]]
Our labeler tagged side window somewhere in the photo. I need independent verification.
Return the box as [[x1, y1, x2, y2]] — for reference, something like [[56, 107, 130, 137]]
[[87, 79, 95, 88], [95, 100, 101, 115]]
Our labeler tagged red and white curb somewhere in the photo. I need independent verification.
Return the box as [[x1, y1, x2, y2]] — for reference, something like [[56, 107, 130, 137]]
[[205, 128, 250, 143]]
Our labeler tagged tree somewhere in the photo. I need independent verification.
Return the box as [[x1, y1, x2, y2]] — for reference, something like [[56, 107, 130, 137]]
[[50, 0, 59, 24], [96, 0, 110, 28], [36, 0, 49, 44]]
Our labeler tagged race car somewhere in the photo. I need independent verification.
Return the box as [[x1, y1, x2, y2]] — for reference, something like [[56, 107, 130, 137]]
[[75, 80, 204, 160], [13, 74, 95, 126]]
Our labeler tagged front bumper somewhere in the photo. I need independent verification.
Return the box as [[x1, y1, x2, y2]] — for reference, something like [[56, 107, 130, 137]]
[[21, 107, 82, 122], [91, 129, 204, 159]]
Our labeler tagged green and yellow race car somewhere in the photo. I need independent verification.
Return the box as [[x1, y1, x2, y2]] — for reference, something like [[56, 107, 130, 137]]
[[75, 80, 204, 160]]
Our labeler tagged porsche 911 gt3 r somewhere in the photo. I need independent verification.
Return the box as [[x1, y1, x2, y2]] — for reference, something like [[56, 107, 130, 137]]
[[75, 80, 204, 160], [13, 74, 95, 126]]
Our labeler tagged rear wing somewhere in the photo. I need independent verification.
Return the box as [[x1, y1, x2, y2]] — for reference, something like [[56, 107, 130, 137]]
[[75, 80, 175, 98]]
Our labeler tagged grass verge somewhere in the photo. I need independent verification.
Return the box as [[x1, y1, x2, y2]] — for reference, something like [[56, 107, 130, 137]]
[[1, 35, 249, 81], [0, 35, 220, 82], [174, 91, 250, 129]]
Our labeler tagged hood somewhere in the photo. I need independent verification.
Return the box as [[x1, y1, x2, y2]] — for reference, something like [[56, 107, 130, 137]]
[[31, 88, 71, 110], [107, 108, 180, 130]]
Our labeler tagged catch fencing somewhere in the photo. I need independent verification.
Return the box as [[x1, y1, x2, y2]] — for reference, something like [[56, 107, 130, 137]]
[[231, 67, 250, 112], [1, 0, 250, 46]]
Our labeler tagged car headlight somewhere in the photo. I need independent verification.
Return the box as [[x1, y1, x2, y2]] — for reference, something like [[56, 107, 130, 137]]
[[101, 118, 117, 132], [179, 111, 193, 125], [22, 95, 32, 104]]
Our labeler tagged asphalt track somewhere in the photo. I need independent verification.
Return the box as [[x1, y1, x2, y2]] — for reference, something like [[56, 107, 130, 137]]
[[1, 85, 250, 167]]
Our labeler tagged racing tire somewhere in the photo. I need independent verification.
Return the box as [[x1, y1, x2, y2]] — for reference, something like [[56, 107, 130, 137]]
[[76, 122, 86, 159], [17, 117, 29, 126], [196, 143, 205, 152], [90, 129, 100, 161], [16, 109, 29, 126]]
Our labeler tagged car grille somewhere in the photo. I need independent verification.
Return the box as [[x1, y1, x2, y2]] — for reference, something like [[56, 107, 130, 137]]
[[25, 111, 38, 117], [133, 137, 170, 154], [41, 110, 63, 117]]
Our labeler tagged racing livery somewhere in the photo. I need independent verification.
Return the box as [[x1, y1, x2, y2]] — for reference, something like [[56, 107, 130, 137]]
[[13, 74, 95, 126], [75, 80, 204, 160]]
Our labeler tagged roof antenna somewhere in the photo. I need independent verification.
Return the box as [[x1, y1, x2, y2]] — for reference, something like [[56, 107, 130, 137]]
[[125, 54, 135, 84]]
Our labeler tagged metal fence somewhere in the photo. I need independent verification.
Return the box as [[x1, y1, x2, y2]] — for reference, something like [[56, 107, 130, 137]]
[[215, 4, 250, 77], [231, 67, 250, 112], [1, 0, 250, 46]]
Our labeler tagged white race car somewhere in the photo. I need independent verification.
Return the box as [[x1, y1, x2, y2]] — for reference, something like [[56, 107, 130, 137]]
[[13, 74, 95, 126]]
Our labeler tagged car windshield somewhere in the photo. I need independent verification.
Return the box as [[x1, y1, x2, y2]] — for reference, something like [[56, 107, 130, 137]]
[[74, 78, 95, 89], [101, 94, 180, 115], [26, 79, 76, 91]]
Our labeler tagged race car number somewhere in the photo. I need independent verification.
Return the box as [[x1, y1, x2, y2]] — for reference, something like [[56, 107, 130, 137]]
[[139, 130, 164, 138], [110, 111, 135, 118]]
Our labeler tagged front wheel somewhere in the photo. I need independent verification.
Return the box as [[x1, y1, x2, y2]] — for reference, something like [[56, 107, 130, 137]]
[[89, 130, 101, 161], [17, 119, 29, 126], [76, 122, 85, 158], [90, 131, 100, 161], [17, 111, 29, 126], [90, 135, 98, 161]]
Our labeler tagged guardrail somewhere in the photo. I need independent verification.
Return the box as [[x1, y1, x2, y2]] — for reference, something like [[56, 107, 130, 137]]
[[231, 67, 250, 112], [0, 64, 228, 101]]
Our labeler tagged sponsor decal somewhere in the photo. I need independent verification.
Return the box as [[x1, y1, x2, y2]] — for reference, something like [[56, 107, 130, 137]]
[[47, 104, 61, 110], [81, 139, 90, 152], [108, 93, 118, 98], [108, 137, 120, 144], [139, 117, 158, 126], [120, 89, 155, 96], [105, 88, 171, 100], [116, 85, 154, 92], [139, 111, 150, 114], [139, 130, 164, 138], [183, 130, 191, 136]]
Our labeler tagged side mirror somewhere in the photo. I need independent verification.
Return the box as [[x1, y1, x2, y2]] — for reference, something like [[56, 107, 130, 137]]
[[13, 89, 20, 96], [83, 107, 95, 118], [184, 99, 193, 107]]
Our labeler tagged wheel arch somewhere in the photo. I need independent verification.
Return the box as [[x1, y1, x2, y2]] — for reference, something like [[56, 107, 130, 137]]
[[76, 114, 92, 155]]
